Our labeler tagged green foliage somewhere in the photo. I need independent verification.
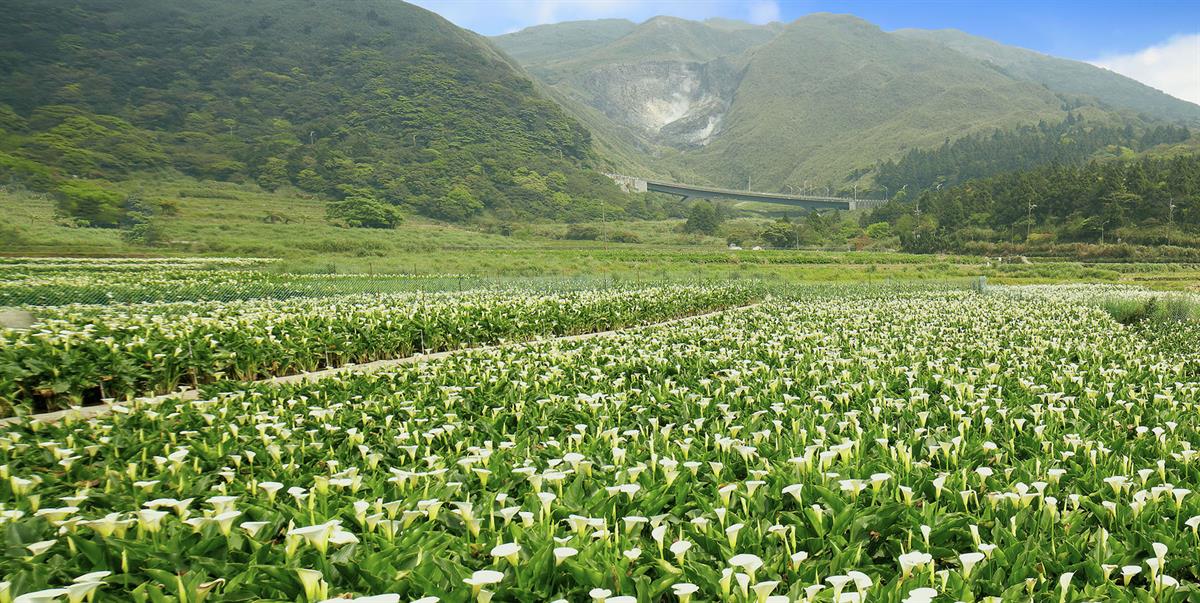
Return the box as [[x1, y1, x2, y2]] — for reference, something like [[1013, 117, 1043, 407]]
[[865, 221, 894, 239], [564, 224, 602, 240], [256, 157, 291, 192], [0, 104, 28, 133], [326, 196, 403, 229], [0, 0, 648, 223], [21, 107, 168, 177], [0, 151, 56, 189], [760, 219, 799, 248], [55, 180, 124, 227], [875, 117, 1191, 195], [1101, 295, 1198, 326], [871, 154, 1200, 252], [682, 200, 722, 235], [424, 185, 483, 222], [118, 194, 166, 245]]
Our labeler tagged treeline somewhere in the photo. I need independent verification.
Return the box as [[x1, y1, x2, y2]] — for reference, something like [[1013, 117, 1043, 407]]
[[874, 115, 1191, 196], [0, 0, 676, 229], [869, 153, 1200, 253]]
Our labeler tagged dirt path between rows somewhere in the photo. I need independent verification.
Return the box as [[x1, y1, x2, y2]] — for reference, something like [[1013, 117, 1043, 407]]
[[2, 302, 762, 426]]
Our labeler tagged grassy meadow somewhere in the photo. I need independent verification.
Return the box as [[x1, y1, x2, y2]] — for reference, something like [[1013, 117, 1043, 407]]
[[2, 177, 1198, 290]]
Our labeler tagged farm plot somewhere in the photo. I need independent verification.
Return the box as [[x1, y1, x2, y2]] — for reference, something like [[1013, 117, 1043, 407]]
[[1, 289, 1197, 602], [0, 284, 757, 416], [0, 258, 585, 307]]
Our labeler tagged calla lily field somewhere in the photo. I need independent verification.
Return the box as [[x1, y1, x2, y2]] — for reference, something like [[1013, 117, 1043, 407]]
[[0, 282, 755, 416], [1, 275, 1198, 602]]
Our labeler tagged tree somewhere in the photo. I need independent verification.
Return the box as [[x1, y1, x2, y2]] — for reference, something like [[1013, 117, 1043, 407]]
[[865, 222, 894, 240], [256, 157, 290, 192], [683, 200, 722, 235], [326, 196, 402, 229], [424, 185, 483, 222], [118, 192, 165, 245], [296, 168, 327, 193], [760, 220, 798, 248], [55, 180, 124, 227]]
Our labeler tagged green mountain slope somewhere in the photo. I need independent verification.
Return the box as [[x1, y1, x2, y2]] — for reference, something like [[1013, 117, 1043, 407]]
[[894, 29, 1200, 125], [0, 0, 645, 225], [494, 14, 1198, 192], [498, 16, 780, 81], [492, 19, 638, 68], [685, 14, 1070, 190]]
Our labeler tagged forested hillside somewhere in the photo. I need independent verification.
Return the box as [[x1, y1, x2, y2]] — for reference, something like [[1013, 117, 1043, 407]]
[[875, 116, 1192, 196], [0, 0, 667, 227], [869, 154, 1200, 253]]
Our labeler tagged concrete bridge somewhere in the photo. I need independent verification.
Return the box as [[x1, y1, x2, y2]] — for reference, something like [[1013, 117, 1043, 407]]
[[607, 174, 887, 211]]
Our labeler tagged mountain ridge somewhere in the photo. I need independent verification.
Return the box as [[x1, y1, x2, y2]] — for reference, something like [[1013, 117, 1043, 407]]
[[893, 28, 1200, 123], [494, 14, 1199, 191]]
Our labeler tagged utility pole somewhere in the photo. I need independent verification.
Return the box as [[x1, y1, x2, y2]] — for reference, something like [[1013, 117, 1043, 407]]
[[603, 202, 609, 251], [853, 183, 858, 200], [1168, 199, 1176, 246], [882, 185, 889, 200], [1026, 201, 1037, 241]]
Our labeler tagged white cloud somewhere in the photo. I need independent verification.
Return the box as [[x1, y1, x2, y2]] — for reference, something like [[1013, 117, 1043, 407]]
[[1089, 33, 1200, 106], [747, 1, 781, 25], [409, 1, 786, 36]]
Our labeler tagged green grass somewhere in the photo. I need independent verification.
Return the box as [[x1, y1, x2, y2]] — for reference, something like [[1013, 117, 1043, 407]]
[[3, 176, 1197, 289], [1100, 295, 1200, 325]]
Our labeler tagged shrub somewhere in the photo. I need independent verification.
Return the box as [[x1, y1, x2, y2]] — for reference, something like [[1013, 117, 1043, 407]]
[[683, 200, 722, 235], [423, 185, 483, 222], [564, 225, 601, 240], [607, 231, 642, 244], [55, 180, 124, 227], [326, 196, 402, 229]]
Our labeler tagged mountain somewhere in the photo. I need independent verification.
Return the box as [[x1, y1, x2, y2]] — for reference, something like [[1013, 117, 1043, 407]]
[[492, 19, 638, 67], [496, 17, 781, 78], [894, 29, 1200, 125], [0, 0, 649, 225], [494, 14, 1200, 192]]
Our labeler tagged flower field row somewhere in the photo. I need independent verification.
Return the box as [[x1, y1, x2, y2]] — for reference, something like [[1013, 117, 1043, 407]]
[[1, 269, 322, 306], [0, 284, 757, 416], [995, 284, 1199, 306], [0, 290, 1196, 601], [0, 257, 276, 269], [0, 260, 674, 306], [0, 266, 482, 306]]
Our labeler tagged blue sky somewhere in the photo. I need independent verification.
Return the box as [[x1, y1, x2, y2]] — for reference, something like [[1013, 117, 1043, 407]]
[[410, 0, 1200, 104]]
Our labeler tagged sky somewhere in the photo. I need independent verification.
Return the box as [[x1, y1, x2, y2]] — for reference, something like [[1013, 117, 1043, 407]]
[[410, 0, 1200, 105]]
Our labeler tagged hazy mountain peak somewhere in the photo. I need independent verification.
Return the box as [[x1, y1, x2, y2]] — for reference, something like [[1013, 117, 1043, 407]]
[[702, 17, 779, 31], [493, 11, 1195, 190], [786, 12, 881, 32], [895, 28, 1200, 121]]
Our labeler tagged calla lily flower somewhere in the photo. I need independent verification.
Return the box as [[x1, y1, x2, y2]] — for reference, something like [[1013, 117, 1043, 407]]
[[489, 542, 521, 566], [13, 589, 67, 603], [552, 546, 577, 565]]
